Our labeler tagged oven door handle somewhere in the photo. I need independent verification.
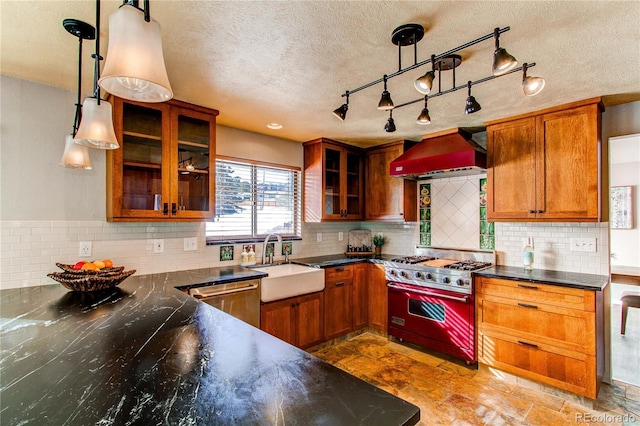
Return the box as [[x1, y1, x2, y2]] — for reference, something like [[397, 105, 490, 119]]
[[387, 283, 469, 302]]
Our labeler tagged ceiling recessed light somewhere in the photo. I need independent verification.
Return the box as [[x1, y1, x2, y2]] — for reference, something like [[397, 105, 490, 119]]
[[267, 123, 283, 130]]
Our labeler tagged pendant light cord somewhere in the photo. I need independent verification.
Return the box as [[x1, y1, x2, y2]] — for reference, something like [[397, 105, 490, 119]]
[[92, 0, 102, 105], [72, 36, 84, 136]]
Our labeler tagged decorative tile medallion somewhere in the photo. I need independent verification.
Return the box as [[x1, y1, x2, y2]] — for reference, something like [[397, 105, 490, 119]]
[[282, 241, 293, 255], [219, 245, 234, 261], [479, 178, 495, 249], [265, 242, 275, 258], [419, 183, 431, 246]]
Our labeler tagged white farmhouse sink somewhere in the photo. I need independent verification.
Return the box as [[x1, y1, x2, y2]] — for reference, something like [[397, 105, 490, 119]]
[[252, 263, 325, 302]]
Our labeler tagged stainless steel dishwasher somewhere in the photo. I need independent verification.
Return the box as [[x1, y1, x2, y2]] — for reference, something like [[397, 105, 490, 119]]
[[188, 279, 260, 327]]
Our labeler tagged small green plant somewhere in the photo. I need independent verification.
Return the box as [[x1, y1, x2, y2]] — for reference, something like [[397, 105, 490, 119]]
[[373, 234, 388, 248]]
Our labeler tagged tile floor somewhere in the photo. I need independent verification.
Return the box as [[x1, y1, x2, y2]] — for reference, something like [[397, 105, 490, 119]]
[[310, 333, 640, 425]]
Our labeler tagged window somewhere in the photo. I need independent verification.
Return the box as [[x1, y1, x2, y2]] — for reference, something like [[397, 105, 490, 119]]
[[206, 158, 301, 241]]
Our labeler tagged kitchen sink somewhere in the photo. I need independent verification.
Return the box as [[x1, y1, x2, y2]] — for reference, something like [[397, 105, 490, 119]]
[[251, 263, 325, 302]]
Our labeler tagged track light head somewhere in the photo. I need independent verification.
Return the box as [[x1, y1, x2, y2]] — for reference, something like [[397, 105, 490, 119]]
[[378, 90, 394, 110], [414, 70, 435, 95], [416, 96, 431, 125], [522, 63, 545, 96], [464, 81, 481, 114], [333, 104, 348, 121], [384, 111, 396, 132], [492, 28, 517, 76]]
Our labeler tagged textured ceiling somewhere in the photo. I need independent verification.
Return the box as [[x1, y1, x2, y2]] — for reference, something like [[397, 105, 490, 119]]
[[1, 1, 639, 147]]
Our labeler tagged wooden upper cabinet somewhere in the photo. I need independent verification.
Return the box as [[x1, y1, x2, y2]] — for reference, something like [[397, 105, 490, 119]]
[[303, 138, 363, 222], [365, 141, 417, 222], [108, 97, 218, 222], [485, 98, 606, 222]]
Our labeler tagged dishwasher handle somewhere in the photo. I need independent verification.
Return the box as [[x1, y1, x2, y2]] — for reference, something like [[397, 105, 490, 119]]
[[189, 283, 258, 299]]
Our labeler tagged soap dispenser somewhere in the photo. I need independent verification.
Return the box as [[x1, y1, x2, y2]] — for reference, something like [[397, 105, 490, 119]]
[[241, 246, 249, 264]]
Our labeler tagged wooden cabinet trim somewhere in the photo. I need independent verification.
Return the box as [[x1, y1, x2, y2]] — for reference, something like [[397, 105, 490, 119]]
[[484, 97, 602, 126]]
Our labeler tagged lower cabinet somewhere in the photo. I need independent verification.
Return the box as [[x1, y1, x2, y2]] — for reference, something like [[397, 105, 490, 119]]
[[368, 263, 388, 331], [353, 263, 368, 330], [476, 276, 604, 399], [324, 266, 354, 340], [260, 292, 324, 349]]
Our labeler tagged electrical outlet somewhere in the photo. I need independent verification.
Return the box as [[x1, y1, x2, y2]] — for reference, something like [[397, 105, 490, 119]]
[[79, 241, 92, 258], [338, 232, 343, 241], [153, 239, 164, 254], [570, 237, 597, 253], [316, 233, 322, 243], [183, 237, 197, 251]]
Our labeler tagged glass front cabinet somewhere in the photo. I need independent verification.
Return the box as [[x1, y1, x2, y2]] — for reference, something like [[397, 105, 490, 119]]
[[108, 97, 218, 221]]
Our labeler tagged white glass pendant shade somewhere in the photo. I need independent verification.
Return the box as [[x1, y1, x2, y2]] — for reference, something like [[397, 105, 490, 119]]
[[99, 5, 173, 103], [60, 134, 93, 169], [74, 97, 120, 149], [523, 76, 546, 96]]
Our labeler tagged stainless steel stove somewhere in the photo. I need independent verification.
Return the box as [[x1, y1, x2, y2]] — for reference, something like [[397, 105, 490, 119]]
[[384, 247, 495, 294]]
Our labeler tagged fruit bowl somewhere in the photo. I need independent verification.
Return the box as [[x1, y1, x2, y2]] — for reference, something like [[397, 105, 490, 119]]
[[48, 263, 135, 292]]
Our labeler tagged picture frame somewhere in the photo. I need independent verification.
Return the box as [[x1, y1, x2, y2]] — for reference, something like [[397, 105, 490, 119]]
[[610, 186, 633, 229]]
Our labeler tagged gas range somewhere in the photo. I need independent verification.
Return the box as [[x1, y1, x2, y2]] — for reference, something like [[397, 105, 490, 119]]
[[383, 248, 495, 294]]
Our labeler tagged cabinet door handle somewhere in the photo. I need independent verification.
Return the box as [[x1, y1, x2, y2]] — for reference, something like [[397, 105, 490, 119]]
[[163, 203, 169, 215], [528, 209, 535, 214], [518, 303, 539, 309], [335, 282, 345, 287], [335, 267, 345, 272], [517, 284, 538, 290], [172, 203, 177, 215], [536, 210, 544, 214], [291, 303, 296, 308], [518, 340, 539, 349]]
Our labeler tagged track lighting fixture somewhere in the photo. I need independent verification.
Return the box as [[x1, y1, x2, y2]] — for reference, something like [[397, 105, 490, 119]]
[[99, 0, 173, 102], [333, 91, 349, 121], [74, 0, 119, 150], [522, 63, 546, 97], [416, 96, 431, 125], [384, 110, 396, 132], [377, 75, 394, 110], [414, 55, 436, 95], [492, 27, 518, 76], [60, 19, 94, 170], [464, 81, 482, 114], [333, 24, 543, 132]]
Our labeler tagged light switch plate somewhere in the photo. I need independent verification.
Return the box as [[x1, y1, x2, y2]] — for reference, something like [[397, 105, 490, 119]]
[[183, 237, 197, 251], [338, 232, 343, 241], [79, 241, 92, 257], [316, 233, 322, 243], [153, 239, 164, 254], [570, 238, 597, 252]]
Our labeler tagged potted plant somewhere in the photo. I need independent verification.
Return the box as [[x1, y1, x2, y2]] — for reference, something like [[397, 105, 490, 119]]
[[372, 234, 388, 255]]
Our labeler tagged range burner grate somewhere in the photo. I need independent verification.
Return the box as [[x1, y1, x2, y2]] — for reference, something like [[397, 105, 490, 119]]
[[444, 261, 493, 271], [389, 256, 436, 264]]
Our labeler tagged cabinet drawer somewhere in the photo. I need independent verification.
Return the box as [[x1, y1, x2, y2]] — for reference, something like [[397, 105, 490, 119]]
[[478, 331, 597, 398], [476, 277, 594, 311], [325, 265, 353, 283], [478, 296, 595, 354]]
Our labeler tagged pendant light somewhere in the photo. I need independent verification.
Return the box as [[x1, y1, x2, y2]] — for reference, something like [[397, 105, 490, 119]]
[[60, 19, 94, 170], [384, 110, 396, 132], [99, 0, 173, 103], [464, 81, 482, 114], [414, 55, 436, 95], [74, 0, 119, 150], [522, 63, 546, 96], [492, 27, 517, 76], [416, 95, 431, 125], [377, 75, 394, 110], [332, 91, 349, 121]]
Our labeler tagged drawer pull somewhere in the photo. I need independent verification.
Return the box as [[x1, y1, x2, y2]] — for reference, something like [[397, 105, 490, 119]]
[[518, 302, 539, 309], [528, 209, 535, 214], [517, 284, 539, 290], [335, 282, 345, 287], [334, 267, 345, 272], [518, 340, 539, 349]]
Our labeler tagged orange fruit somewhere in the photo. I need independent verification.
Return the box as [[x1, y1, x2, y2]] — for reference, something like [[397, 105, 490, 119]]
[[93, 260, 105, 269], [102, 259, 113, 268], [81, 262, 99, 271]]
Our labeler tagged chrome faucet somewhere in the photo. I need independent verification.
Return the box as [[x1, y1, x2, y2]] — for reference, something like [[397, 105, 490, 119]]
[[262, 233, 282, 264]]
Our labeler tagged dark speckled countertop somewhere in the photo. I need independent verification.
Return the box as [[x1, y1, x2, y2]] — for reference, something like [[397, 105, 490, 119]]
[[475, 266, 609, 291], [0, 267, 419, 425]]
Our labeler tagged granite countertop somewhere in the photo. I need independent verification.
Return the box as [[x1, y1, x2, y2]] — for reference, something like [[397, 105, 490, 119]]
[[0, 268, 419, 425], [475, 265, 609, 291]]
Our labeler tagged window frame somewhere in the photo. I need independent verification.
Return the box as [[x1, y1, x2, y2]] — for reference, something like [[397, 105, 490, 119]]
[[206, 155, 302, 243]]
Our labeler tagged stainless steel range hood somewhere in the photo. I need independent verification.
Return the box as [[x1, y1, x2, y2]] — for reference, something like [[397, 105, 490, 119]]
[[389, 128, 486, 179]]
